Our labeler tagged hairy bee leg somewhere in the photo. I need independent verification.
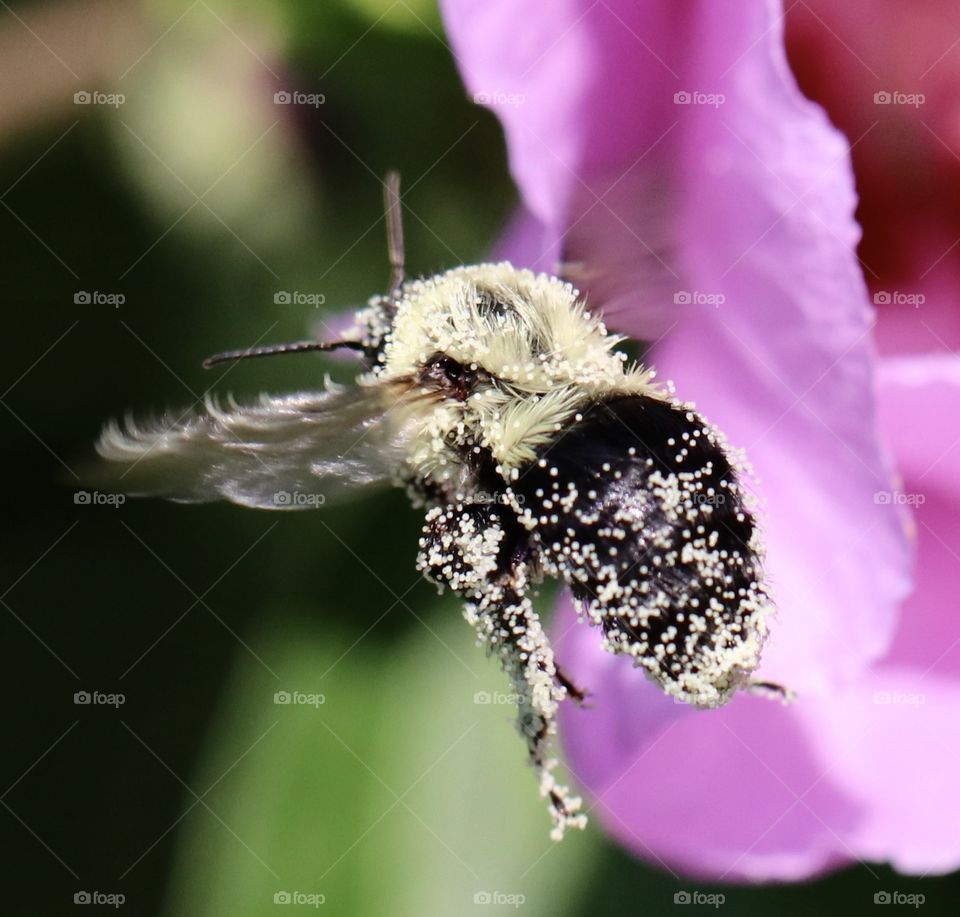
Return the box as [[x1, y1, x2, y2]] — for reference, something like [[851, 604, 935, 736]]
[[417, 503, 587, 840], [470, 578, 587, 840]]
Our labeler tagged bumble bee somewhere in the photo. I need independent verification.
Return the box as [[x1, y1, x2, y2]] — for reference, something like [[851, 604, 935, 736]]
[[96, 174, 781, 839]]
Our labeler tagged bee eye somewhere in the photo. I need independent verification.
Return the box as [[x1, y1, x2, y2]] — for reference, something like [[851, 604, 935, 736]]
[[425, 353, 463, 380], [420, 353, 480, 400]]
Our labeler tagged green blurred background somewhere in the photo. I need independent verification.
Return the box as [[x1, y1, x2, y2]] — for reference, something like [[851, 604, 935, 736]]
[[1, 1, 957, 914]]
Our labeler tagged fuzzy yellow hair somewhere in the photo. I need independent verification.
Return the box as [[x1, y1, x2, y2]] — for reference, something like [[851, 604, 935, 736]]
[[370, 263, 663, 480]]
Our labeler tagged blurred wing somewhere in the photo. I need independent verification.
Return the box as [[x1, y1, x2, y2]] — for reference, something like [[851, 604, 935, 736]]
[[94, 384, 406, 508]]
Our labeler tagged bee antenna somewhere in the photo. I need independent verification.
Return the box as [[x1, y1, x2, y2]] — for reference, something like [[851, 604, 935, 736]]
[[383, 170, 405, 300], [201, 339, 363, 370]]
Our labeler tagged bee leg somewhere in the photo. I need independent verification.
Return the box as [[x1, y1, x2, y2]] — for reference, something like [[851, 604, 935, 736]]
[[417, 502, 587, 840], [748, 679, 796, 704], [553, 666, 591, 707]]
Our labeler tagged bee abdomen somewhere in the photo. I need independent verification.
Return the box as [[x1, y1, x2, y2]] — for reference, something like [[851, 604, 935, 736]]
[[512, 394, 773, 707]]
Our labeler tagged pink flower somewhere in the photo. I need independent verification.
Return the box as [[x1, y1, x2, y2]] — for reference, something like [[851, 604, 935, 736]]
[[440, 0, 959, 880], [786, 1, 960, 356]]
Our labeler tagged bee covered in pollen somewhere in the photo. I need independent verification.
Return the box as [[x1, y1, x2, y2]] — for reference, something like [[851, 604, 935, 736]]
[[95, 173, 784, 839]]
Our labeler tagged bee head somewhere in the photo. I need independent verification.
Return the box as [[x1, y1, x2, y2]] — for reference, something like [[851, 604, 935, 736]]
[[374, 262, 637, 393], [359, 263, 659, 482]]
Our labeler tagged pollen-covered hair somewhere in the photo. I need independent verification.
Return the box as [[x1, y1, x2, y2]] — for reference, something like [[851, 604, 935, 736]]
[[355, 263, 666, 478], [373, 262, 658, 397]]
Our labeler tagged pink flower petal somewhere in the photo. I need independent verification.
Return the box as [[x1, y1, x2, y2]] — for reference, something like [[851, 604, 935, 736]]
[[800, 668, 960, 875], [554, 597, 858, 881], [875, 354, 960, 674], [648, 8, 912, 692]]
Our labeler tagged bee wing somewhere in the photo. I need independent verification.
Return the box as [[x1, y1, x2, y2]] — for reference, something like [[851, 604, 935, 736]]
[[94, 384, 407, 508]]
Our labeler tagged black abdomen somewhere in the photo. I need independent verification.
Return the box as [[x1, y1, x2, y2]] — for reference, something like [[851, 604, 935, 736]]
[[511, 394, 770, 705]]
